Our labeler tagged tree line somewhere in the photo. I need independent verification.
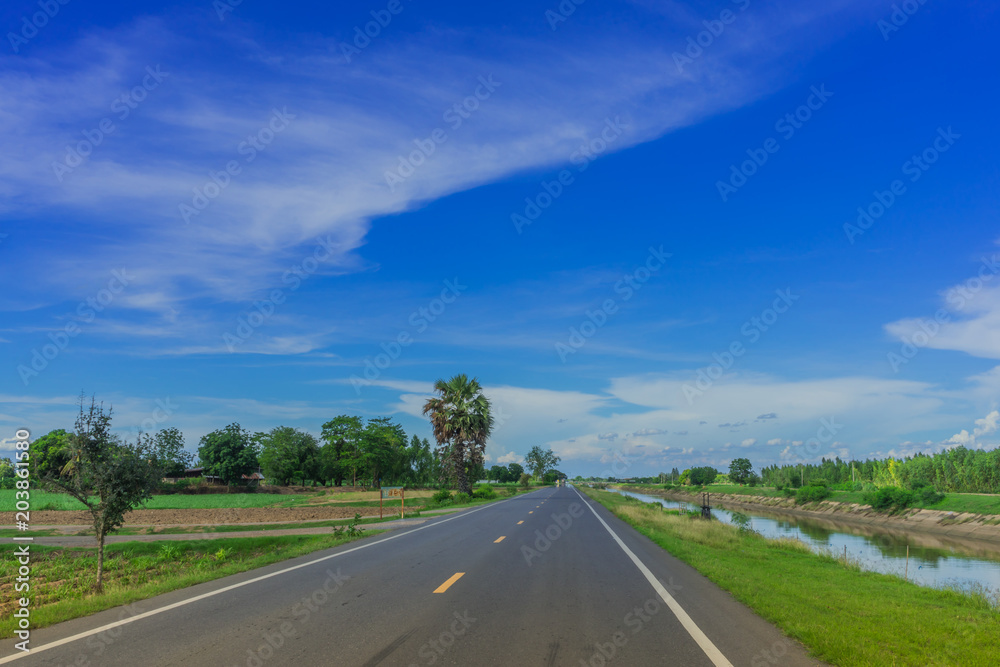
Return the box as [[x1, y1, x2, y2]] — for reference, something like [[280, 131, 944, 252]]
[[761, 447, 1000, 493]]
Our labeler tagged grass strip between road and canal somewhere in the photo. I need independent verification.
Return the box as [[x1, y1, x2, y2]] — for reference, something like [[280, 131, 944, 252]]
[[579, 486, 1000, 667]]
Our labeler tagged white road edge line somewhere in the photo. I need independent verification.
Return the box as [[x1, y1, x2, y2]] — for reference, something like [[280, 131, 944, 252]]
[[0, 492, 538, 664], [572, 486, 733, 667]]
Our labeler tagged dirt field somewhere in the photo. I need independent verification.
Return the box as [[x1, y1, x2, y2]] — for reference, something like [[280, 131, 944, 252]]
[[13, 506, 378, 527]]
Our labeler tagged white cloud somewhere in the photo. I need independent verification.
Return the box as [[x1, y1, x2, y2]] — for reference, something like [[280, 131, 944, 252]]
[[741, 438, 757, 448], [945, 410, 1000, 449], [495, 452, 523, 465]]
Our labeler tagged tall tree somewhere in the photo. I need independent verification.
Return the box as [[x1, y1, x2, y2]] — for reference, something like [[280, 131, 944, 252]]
[[360, 417, 407, 487], [152, 427, 193, 477], [525, 446, 560, 479], [38, 399, 162, 592], [320, 415, 364, 486], [198, 423, 259, 485], [423, 374, 494, 495], [506, 462, 524, 481], [258, 426, 320, 486]]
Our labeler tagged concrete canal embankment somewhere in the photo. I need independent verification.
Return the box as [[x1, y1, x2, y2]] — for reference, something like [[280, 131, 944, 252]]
[[621, 486, 1000, 547]]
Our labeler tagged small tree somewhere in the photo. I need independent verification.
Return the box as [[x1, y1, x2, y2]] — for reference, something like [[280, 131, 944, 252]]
[[729, 458, 753, 485], [38, 399, 162, 592], [506, 462, 524, 481], [152, 427, 193, 477]]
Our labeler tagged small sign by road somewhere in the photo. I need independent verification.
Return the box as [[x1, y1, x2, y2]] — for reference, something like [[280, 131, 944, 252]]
[[380, 486, 404, 518]]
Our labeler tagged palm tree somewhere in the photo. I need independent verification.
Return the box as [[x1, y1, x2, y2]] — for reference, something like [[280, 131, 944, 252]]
[[423, 374, 494, 495]]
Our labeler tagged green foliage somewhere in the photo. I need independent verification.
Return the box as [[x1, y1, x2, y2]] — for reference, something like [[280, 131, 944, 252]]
[[488, 465, 510, 482], [198, 423, 258, 485], [864, 486, 914, 511], [795, 485, 832, 504], [728, 458, 753, 485], [29, 429, 73, 479], [333, 513, 364, 538], [688, 467, 718, 486], [258, 426, 319, 486], [525, 445, 561, 479], [319, 415, 364, 486], [761, 447, 1000, 494], [453, 492, 471, 504], [157, 544, 180, 561], [37, 398, 164, 592], [506, 462, 524, 481], [0, 457, 14, 490], [916, 485, 946, 506], [472, 485, 496, 499], [152, 428, 193, 477], [432, 489, 453, 503], [423, 374, 494, 496], [519, 472, 531, 488]]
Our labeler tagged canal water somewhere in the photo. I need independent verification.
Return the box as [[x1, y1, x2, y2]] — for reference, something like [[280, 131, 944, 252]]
[[609, 488, 1000, 596]]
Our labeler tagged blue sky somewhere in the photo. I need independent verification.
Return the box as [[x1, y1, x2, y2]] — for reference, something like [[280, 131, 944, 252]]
[[2, 0, 999, 477]]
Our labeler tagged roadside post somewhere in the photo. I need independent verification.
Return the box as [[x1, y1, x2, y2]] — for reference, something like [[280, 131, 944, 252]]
[[382, 486, 404, 519]]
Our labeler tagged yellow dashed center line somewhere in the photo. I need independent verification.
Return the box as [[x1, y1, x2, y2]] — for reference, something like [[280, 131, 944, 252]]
[[517, 521, 524, 525], [529, 511, 533, 514], [494, 536, 506, 543], [433, 572, 465, 594]]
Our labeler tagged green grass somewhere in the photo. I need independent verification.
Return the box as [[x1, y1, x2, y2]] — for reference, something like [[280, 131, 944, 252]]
[[0, 531, 377, 638], [581, 486, 1000, 667], [0, 489, 309, 510]]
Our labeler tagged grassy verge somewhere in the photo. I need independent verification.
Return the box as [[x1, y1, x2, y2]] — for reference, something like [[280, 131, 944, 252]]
[[0, 530, 378, 639], [623, 483, 1000, 516], [580, 486, 1000, 667]]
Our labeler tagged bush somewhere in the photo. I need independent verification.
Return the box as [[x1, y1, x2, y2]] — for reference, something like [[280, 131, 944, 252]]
[[432, 489, 453, 504], [917, 486, 945, 505], [454, 492, 471, 504], [782, 488, 796, 499], [910, 483, 946, 506], [473, 485, 496, 500], [519, 473, 531, 488], [864, 486, 914, 511], [795, 485, 831, 504]]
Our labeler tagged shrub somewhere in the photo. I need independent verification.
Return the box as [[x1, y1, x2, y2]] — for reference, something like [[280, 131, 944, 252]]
[[795, 485, 831, 504], [519, 473, 531, 488], [917, 486, 945, 505], [782, 488, 796, 499], [473, 485, 496, 500], [454, 492, 471, 504], [864, 486, 914, 511], [432, 489, 453, 504]]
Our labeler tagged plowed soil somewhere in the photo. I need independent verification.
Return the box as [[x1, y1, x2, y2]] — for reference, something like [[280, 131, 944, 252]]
[[7, 506, 371, 527]]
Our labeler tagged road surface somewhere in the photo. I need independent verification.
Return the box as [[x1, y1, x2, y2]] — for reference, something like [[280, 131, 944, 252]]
[[1, 486, 823, 666]]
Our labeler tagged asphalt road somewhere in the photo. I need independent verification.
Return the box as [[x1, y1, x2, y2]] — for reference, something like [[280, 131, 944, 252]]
[[1, 486, 825, 666]]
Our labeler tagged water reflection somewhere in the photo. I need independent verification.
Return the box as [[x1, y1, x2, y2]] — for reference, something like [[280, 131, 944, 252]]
[[610, 488, 1000, 594]]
